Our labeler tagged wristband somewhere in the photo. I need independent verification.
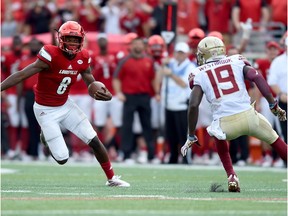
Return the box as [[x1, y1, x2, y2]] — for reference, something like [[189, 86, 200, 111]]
[[187, 135, 198, 142], [269, 100, 278, 109]]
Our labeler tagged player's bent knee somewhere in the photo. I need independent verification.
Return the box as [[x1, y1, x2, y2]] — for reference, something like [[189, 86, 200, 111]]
[[50, 150, 69, 165]]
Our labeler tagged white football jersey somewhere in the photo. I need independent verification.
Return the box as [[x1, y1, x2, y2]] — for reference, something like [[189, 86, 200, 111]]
[[192, 54, 251, 120]]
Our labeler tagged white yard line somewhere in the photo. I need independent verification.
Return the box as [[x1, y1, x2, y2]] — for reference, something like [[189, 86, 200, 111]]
[[1, 161, 287, 173], [2, 194, 286, 202], [0, 168, 17, 174], [1, 209, 286, 216], [1, 190, 31, 193]]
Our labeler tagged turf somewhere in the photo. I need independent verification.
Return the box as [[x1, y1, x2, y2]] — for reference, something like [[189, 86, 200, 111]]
[[1, 161, 287, 216]]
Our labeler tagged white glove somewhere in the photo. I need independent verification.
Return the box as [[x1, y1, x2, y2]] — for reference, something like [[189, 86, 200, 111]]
[[181, 135, 199, 157], [240, 18, 252, 39]]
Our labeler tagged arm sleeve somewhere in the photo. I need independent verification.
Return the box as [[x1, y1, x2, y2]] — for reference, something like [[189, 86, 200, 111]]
[[244, 66, 272, 98]]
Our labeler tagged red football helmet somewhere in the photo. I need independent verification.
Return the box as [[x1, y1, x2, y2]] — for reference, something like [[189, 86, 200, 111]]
[[124, 32, 138, 45], [188, 28, 205, 49], [58, 21, 85, 55], [147, 35, 165, 58], [207, 31, 224, 41]]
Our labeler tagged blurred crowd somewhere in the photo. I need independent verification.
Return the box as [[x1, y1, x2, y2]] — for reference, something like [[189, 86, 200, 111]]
[[1, 0, 287, 40], [1, 0, 287, 167]]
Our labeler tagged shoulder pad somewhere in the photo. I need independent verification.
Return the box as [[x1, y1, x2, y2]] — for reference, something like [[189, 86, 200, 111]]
[[237, 54, 251, 66], [81, 49, 90, 59], [39, 46, 52, 62], [230, 54, 251, 66], [81, 49, 91, 64], [188, 68, 200, 89]]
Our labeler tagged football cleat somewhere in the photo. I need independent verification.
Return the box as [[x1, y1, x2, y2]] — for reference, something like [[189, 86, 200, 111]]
[[106, 175, 130, 187], [228, 174, 240, 192]]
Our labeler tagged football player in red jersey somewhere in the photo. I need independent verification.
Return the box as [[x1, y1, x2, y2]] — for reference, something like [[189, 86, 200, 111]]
[[1, 35, 29, 160], [0, 21, 130, 187], [91, 33, 122, 161]]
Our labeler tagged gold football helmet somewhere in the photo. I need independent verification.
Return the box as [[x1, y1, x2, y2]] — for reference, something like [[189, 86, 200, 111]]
[[196, 36, 226, 66]]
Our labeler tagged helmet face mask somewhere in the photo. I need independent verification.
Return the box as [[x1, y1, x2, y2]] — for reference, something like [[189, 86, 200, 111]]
[[149, 44, 163, 57], [196, 36, 226, 66], [58, 21, 85, 55], [60, 36, 82, 54]]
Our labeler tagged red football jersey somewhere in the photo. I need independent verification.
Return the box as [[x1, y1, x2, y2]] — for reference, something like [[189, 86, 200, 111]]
[[1, 51, 23, 94], [36, 45, 91, 106], [91, 53, 117, 95]]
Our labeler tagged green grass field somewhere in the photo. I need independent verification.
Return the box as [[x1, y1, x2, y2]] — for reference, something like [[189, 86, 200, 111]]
[[1, 161, 287, 216]]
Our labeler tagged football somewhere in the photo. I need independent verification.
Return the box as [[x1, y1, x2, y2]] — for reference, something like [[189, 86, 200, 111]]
[[88, 81, 112, 100]]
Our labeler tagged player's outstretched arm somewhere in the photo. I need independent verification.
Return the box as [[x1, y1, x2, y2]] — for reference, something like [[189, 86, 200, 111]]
[[187, 85, 204, 136], [181, 85, 203, 156], [243, 65, 286, 121], [1, 59, 48, 92], [244, 65, 275, 104]]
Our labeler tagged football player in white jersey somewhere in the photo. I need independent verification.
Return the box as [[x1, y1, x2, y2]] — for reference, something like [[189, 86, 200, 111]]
[[181, 36, 287, 192]]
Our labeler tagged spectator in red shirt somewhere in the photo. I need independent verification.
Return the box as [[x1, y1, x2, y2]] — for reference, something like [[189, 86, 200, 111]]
[[178, 0, 206, 34], [77, 0, 102, 32], [205, 0, 233, 36], [269, 0, 287, 27], [113, 37, 159, 163], [119, 0, 150, 37], [232, 0, 269, 32]]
